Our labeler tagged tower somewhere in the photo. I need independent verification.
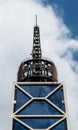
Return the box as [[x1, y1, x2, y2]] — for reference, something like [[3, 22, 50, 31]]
[[11, 16, 69, 130]]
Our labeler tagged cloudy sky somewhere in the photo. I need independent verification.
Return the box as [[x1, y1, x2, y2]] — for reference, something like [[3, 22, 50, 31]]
[[0, 0, 78, 130]]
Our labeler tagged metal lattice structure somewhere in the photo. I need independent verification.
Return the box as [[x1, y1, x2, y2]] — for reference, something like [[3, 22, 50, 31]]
[[11, 16, 69, 130], [32, 16, 42, 59], [17, 58, 58, 82], [17, 16, 58, 82]]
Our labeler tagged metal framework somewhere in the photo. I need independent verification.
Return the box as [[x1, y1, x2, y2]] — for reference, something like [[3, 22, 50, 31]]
[[17, 58, 57, 82], [11, 82, 70, 130], [11, 16, 69, 130], [17, 16, 58, 82]]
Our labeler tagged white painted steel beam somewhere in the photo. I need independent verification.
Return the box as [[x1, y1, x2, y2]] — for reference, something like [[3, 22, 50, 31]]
[[11, 82, 69, 130]]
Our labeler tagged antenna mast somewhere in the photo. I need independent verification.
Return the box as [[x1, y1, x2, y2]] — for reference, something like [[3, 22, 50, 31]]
[[32, 15, 42, 58], [36, 15, 37, 26], [17, 16, 58, 82]]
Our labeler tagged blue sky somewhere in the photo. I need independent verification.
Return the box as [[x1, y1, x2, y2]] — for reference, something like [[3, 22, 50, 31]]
[[0, 0, 78, 130], [40, 0, 78, 38], [41, 0, 78, 38], [40, 0, 78, 65]]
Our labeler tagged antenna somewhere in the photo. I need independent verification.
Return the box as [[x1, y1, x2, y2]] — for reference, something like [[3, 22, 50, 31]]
[[32, 15, 42, 59], [36, 15, 37, 26], [17, 17, 58, 82]]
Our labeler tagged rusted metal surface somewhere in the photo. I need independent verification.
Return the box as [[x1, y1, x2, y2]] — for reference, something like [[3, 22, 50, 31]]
[[17, 59, 58, 82], [17, 62, 24, 82], [51, 62, 58, 82]]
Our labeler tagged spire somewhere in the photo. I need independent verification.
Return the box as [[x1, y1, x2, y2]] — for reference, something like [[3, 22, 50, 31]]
[[36, 15, 37, 26], [17, 16, 58, 82], [32, 15, 42, 59]]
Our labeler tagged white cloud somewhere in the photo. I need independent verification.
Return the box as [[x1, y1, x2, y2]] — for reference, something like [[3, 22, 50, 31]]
[[0, 0, 78, 129]]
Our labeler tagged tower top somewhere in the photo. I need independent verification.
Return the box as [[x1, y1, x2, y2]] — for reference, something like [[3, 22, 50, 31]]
[[17, 17, 58, 82], [32, 15, 42, 59], [36, 15, 37, 26]]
